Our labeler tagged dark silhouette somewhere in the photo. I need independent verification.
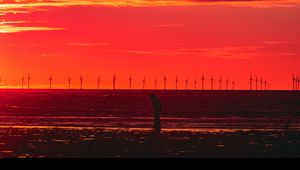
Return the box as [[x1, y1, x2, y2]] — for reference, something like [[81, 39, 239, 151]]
[[194, 79, 197, 90], [211, 75, 214, 90], [142, 76, 146, 90], [296, 75, 300, 91], [27, 73, 30, 89], [49, 74, 53, 89], [232, 79, 235, 90], [113, 74, 116, 90], [264, 79, 267, 91], [292, 74, 295, 91], [163, 75, 167, 90], [129, 75, 132, 90], [201, 73, 205, 90], [80, 75, 83, 90], [185, 78, 189, 90], [260, 77, 263, 91], [97, 76, 101, 89], [68, 78, 71, 89], [226, 78, 229, 90], [219, 76, 222, 90], [255, 76, 258, 91], [175, 76, 178, 90], [150, 93, 162, 135], [154, 78, 158, 90], [250, 74, 253, 91], [21, 75, 25, 89]]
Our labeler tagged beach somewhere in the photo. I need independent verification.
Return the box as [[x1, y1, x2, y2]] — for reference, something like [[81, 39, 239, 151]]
[[0, 89, 299, 158]]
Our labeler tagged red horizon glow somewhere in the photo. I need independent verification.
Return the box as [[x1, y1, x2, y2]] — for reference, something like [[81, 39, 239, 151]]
[[0, 1, 300, 90]]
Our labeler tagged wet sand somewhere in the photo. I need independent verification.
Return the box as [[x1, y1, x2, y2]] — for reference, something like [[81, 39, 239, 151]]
[[0, 127, 300, 158]]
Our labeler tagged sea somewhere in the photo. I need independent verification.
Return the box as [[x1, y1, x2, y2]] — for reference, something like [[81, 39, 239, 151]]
[[0, 89, 299, 157]]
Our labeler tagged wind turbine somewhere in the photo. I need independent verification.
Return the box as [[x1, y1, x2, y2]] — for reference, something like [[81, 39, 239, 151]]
[[68, 78, 71, 89], [49, 74, 53, 89], [97, 75, 101, 89], [80, 75, 83, 90], [113, 73, 116, 90], [129, 75, 132, 90], [201, 73, 205, 90], [232, 79, 235, 90], [154, 78, 158, 90], [292, 74, 295, 91], [163, 75, 167, 90], [27, 73, 31, 89], [185, 78, 189, 90], [296, 75, 300, 91], [142, 76, 146, 90], [21, 75, 25, 89], [250, 74, 253, 91], [260, 77, 263, 91], [226, 78, 229, 90], [264, 79, 267, 91], [255, 76, 258, 91], [219, 76, 222, 90], [194, 79, 197, 90], [175, 76, 178, 90], [211, 75, 214, 90]]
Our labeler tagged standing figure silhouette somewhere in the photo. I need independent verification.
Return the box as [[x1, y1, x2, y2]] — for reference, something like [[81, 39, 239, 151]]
[[150, 93, 162, 135]]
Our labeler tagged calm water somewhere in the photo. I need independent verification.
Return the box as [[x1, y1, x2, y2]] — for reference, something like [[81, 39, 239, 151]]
[[0, 89, 299, 132]]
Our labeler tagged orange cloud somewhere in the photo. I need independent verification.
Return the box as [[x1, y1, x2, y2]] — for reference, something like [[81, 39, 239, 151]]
[[0, 20, 64, 33]]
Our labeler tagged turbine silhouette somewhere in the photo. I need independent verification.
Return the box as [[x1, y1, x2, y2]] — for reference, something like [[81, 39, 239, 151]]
[[27, 73, 31, 89], [185, 78, 189, 90], [49, 74, 53, 89], [80, 75, 83, 90], [113, 73, 116, 90], [97, 76, 101, 89], [226, 78, 229, 90], [250, 74, 253, 91], [175, 76, 179, 90], [201, 73, 205, 90], [154, 78, 158, 90], [211, 75, 214, 90], [129, 75, 132, 90], [21, 75, 25, 89], [219, 76, 222, 90], [142, 76, 146, 90], [163, 75, 167, 90], [255, 76, 258, 91], [68, 78, 71, 89]]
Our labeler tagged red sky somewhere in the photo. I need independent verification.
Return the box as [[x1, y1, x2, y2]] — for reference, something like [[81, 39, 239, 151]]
[[0, 0, 300, 90]]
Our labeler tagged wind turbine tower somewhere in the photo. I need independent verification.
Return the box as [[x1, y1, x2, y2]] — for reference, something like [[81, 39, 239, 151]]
[[27, 73, 31, 89], [21, 75, 25, 89], [97, 76, 101, 89], [49, 74, 53, 89], [163, 75, 167, 90], [211, 75, 214, 90], [142, 76, 146, 90], [129, 75, 132, 90], [201, 73, 205, 90], [80, 75, 83, 90], [113, 74, 116, 90], [175, 76, 178, 90]]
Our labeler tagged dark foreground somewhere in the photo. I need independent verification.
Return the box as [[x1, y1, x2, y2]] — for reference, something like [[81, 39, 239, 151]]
[[0, 90, 300, 158], [0, 128, 300, 158]]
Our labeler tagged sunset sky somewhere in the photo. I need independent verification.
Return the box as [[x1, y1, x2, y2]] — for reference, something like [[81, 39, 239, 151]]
[[0, 0, 299, 90]]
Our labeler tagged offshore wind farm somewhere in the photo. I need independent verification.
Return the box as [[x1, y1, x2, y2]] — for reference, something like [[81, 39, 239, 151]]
[[0, 0, 300, 159]]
